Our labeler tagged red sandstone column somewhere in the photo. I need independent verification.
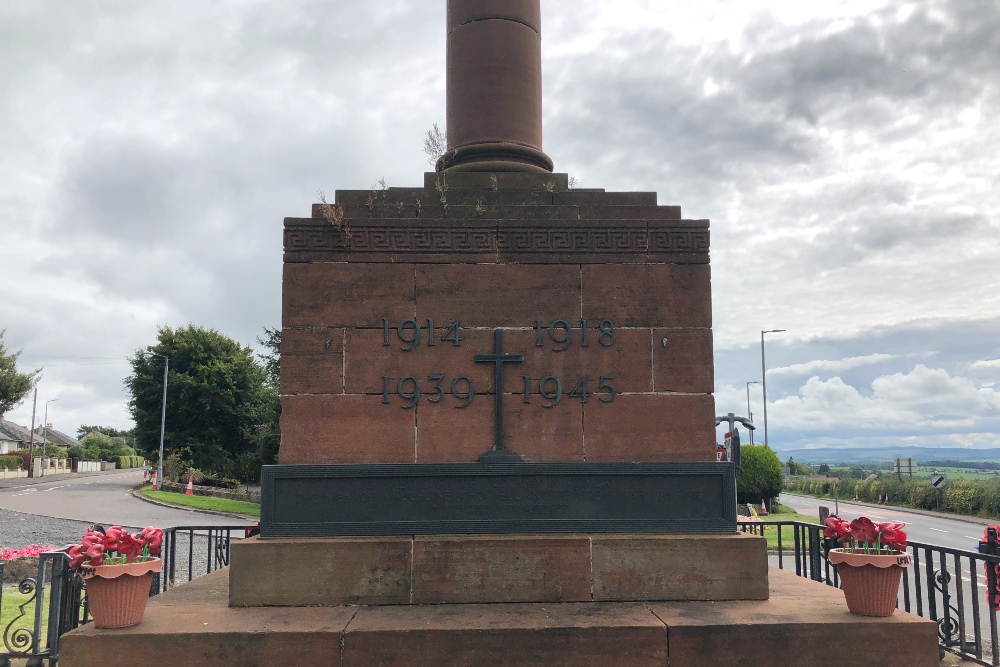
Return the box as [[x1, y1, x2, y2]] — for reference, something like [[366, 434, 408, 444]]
[[438, 0, 554, 173]]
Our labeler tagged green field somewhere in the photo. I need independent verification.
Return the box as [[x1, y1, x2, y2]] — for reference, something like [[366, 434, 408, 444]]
[[911, 466, 1000, 480], [829, 465, 1000, 481], [140, 486, 260, 517]]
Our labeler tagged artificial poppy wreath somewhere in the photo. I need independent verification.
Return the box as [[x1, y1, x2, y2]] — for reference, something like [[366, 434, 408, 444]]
[[67, 525, 163, 569], [824, 516, 907, 553]]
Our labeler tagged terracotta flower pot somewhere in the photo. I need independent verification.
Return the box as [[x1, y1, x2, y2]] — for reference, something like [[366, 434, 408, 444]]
[[828, 549, 911, 617], [81, 558, 162, 629]]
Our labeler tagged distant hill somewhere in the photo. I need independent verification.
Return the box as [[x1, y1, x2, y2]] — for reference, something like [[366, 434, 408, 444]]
[[773, 446, 1000, 465]]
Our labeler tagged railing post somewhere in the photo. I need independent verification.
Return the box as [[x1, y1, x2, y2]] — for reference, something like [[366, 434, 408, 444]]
[[45, 554, 65, 659], [807, 525, 823, 582], [980, 528, 1000, 612]]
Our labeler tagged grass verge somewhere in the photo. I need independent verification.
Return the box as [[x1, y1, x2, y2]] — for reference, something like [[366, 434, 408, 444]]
[[139, 486, 260, 517], [0, 584, 41, 638], [739, 508, 820, 551]]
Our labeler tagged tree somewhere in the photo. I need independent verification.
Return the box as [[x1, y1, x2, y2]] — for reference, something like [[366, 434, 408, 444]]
[[76, 424, 134, 440], [0, 329, 40, 418], [738, 445, 784, 504], [817, 463, 831, 474], [125, 325, 272, 479], [253, 327, 281, 469], [256, 327, 280, 387]]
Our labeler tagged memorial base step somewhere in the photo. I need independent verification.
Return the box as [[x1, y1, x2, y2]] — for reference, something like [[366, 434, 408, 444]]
[[228, 532, 768, 606], [60, 566, 939, 667]]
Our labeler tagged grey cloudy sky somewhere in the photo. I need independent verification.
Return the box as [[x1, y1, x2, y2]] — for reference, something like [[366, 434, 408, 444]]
[[1, 0, 997, 454]]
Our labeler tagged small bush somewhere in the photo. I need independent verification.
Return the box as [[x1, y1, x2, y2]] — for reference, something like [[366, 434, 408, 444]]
[[0, 455, 23, 470], [44, 445, 68, 459], [162, 449, 192, 483], [737, 445, 784, 504]]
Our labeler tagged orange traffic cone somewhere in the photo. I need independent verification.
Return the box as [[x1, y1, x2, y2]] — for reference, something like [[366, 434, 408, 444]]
[[186, 475, 194, 496], [760, 499, 768, 515], [151, 471, 156, 487]]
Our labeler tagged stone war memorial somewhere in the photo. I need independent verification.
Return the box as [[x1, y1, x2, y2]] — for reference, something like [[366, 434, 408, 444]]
[[63, 2, 938, 665]]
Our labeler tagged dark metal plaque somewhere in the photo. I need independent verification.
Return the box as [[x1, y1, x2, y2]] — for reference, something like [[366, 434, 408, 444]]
[[260, 462, 736, 537]]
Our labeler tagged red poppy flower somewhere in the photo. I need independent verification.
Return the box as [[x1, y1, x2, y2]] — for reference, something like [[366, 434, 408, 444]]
[[877, 522, 907, 550], [850, 517, 878, 545], [139, 527, 163, 555], [103, 526, 126, 553], [823, 517, 851, 542], [81, 530, 103, 548], [118, 534, 143, 560], [66, 544, 85, 569]]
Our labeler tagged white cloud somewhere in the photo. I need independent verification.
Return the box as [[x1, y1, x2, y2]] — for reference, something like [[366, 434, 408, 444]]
[[772, 365, 1000, 431], [769, 353, 897, 377]]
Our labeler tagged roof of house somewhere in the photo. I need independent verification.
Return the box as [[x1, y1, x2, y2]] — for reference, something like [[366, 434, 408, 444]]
[[0, 422, 23, 443], [42, 427, 79, 447], [0, 420, 80, 447]]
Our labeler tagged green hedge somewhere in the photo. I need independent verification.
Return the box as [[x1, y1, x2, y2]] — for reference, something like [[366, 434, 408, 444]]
[[786, 475, 1000, 518], [0, 455, 23, 470], [115, 455, 146, 469]]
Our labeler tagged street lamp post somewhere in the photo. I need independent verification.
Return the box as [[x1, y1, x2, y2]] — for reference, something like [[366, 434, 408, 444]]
[[745, 381, 761, 444], [760, 329, 786, 448], [147, 352, 169, 491], [41, 399, 59, 476]]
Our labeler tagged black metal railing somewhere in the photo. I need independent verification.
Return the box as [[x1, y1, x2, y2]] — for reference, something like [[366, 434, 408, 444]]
[[0, 548, 87, 667], [154, 525, 250, 594], [740, 519, 1000, 666]]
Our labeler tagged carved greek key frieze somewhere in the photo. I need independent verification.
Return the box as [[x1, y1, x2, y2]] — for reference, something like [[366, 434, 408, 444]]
[[649, 230, 710, 253], [285, 225, 708, 256]]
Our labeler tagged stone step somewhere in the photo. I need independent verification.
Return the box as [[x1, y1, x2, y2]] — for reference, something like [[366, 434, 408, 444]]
[[59, 567, 939, 667]]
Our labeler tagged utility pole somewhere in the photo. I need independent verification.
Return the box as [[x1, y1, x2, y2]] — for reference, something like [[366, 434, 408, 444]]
[[746, 381, 761, 444], [41, 399, 59, 476], [27, 388, 38, 475], [760, 329, 785, 448], [147, 353, 170, 491]]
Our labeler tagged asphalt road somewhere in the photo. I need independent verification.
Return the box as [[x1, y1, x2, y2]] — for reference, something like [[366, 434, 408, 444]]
[[0, 469, 245, 529], [781, 493, 990, 552]]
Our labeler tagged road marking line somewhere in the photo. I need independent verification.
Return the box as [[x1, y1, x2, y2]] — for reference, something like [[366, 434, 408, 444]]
[[929, 528, 948, 533], [966, 536, 982, 540]]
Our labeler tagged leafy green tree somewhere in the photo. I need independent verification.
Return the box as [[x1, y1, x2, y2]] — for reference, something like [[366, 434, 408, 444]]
[[817, 463, 831, 474], [0, 329, 41, 418], [257, 327, 280, 387], [253, 327, 281, 468], [76, 424, 134, 440], [125, 325, 272, 479], [738, 445, 784, 504]]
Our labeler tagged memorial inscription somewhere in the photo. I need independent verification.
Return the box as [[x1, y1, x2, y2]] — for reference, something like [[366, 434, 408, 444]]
[[378, 316, 620, 410], [377, 315, 623, 459]]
